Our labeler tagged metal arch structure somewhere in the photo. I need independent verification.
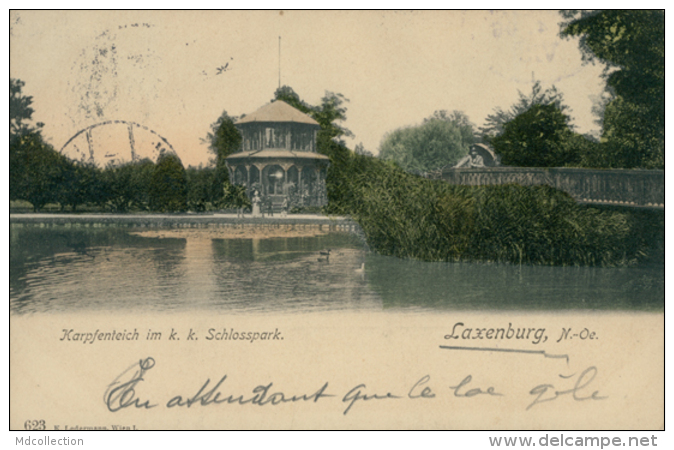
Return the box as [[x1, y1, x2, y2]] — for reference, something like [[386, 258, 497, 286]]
[[59, 120, 178, 164]]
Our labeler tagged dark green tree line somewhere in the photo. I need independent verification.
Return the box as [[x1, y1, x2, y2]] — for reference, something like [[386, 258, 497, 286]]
[[10, 79, 73, 211], [484, 11, 664, 170], [11, 79, 198, 213], [560, 10, 664, 168], [102, 159, 155, 212]]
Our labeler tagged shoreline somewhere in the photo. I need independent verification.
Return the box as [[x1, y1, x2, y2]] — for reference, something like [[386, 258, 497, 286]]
[[9, 212, 350, 221], [129, 227, 330, 240], [10, 212, 364, 240]]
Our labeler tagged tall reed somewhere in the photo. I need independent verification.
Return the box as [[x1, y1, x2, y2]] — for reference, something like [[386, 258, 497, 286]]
[[326, 151, 659, 266]]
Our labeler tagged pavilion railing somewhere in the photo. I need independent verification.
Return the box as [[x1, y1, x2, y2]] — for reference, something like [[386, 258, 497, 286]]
[[433, 167, 664, 208]]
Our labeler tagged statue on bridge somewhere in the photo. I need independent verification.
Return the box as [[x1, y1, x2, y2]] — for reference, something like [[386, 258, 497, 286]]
[[454, 143, 500, 168]]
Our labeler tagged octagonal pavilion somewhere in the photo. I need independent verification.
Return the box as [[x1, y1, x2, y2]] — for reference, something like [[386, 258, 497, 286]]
[[225, 100, 330, 209]]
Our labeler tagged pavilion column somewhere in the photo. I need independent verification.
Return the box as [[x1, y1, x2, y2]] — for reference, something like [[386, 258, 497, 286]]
[[282, 164, 290, 185], [251, 164, 264, 195], [298, 167, 303, 205], [283, 168, 288, 195]]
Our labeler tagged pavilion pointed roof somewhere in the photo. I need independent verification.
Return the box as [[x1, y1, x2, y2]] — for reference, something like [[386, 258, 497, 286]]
[[235, 100, 320, 126]]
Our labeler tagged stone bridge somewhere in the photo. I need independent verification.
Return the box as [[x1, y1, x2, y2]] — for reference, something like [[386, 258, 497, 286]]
[[433, 167, 664, 209]]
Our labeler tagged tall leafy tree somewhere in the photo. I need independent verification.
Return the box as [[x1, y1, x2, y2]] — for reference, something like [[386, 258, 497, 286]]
[[10, 132, 64, 211], [378, 110, 475, 173], [102, 159, 155, 212], [313, 91, 354, 147], [204, 110, 241, 199], [273, 85, 313, 114], [481, 80, 597, 168], [185, 165, 216, 211], [599, 96, 663, 168], [479, 81, 569, 141], [271, 85, 356, 208], [55, 161, 104, 212], [490, 103, 581, 167], [149, 152, 187, 212], [10, 79, 48, 203], [10, 78, 44, 139], [560, 10, 664, 168], [205, 110, 242, 161], [273, 85, 353, 154]]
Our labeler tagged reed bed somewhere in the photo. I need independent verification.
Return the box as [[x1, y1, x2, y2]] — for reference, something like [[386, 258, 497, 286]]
[[325, 151, 659, 266]]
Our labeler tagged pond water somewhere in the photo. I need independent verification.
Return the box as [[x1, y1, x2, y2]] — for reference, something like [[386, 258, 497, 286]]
[[10, 224, 664, 315]]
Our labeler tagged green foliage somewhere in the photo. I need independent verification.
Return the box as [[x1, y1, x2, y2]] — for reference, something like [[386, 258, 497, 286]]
[[327, 151, 651, 266], [354, 143, 373, 157], [480, 81, 597, 169], [272, 86, 354, 196], [560, 10, 664, 168], [205, 110, 242, 160], [204, 110, 241, 199], [273, 85, 314, 115], [273, 85, 353, 151], [10, 132, 64, 211], [490, 104, 580, 167], [378, 110, 475, 173], [185, 165, 216, 211], [102, 159, 155, 212], [280, 84, 649, 267], [597, 96, 664, 169], [149, 153, 187, 212], [467, 184, 634, 266], [567, 133, 603, 169], [55, 162, 104, 212], [313, 91, 354, 147], [10, 79, 56, 210], [312, 98, 651, 266], [10, 79, 107, 212], [10, 78, 44, 138], [480, 81, 569, 140], [560, 10, 664, 115], [221, 183, 251, 210]]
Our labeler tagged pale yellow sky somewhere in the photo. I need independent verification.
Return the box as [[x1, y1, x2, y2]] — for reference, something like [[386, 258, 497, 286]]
[[10, 10, 607, 167]]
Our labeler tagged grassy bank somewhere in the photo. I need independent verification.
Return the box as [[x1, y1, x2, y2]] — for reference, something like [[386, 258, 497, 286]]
[[325, 150, 662, 266]]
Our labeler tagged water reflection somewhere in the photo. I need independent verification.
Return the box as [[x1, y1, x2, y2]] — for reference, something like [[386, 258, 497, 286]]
[[10, 225, 375, 314], [209, 237, 373, 312], [9, 224, 663, 314], [366, 254, 664, 311]]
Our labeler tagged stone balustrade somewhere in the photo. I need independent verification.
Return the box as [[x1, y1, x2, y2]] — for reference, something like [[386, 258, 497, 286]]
[[435, 167, 664, 208]]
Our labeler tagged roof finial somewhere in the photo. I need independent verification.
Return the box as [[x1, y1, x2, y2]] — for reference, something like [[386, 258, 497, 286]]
[[278, 36, 281, 90]]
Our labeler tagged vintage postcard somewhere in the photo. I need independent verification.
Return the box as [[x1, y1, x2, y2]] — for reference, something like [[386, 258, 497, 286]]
[[9, 10, 664, 433]]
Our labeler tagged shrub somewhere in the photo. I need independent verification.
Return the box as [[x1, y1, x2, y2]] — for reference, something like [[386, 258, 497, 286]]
[[149, 152, 187, 212]]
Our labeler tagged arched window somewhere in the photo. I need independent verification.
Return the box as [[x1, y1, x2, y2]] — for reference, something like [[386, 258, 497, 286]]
[[287, 166, 299, 186], [264, 165, 285, 195], [304, 168, 317, 196], [234, 166, 247, 185]]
